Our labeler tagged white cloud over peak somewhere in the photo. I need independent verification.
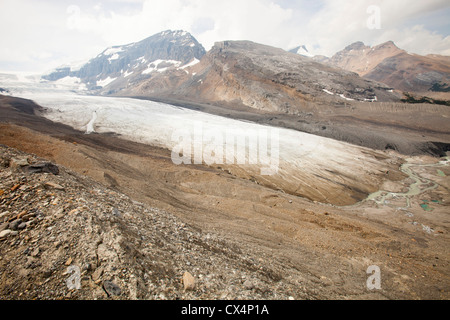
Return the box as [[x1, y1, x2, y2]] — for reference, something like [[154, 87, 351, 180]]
[[0, 0, 448, 73]]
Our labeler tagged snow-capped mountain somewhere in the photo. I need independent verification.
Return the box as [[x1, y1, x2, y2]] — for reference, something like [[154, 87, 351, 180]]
[[288, 45, 314, 58], [42, 30, 206, 91]]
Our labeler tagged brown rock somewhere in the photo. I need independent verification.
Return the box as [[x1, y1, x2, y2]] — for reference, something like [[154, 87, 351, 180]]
[[44, 182, 65, 190], [17, 210, 28, 219], [183, 271, 196, 291], [65, 257, 73, 266]]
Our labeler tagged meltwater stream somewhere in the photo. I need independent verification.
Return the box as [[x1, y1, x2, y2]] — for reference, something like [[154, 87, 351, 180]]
[[366, 156, 449, 208]]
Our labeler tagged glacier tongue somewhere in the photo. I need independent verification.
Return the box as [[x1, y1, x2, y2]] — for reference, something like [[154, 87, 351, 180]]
[[2, 74, 393, 206]]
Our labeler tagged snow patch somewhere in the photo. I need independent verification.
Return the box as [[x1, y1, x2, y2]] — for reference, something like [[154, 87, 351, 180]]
[[364, 96, 378, 102], [86, 111, 97, 134], [103, 47, 123, 56], [339, 94, 354, 101], [142, 60, 182, 74], [97, 77, 117, 87], [108, 53, 120, 62], [322, 89, 334, 95], [180, 58, 200, 70]]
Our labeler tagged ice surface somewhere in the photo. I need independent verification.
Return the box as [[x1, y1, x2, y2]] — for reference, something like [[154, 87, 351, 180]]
[[1, 73, 387, 201]]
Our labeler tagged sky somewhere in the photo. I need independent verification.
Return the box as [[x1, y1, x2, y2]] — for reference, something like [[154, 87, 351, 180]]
[[0, 0, 449, 73]]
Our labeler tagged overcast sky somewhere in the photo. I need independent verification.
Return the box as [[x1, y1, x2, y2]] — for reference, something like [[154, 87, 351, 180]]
[[1, 0, 449, 73]]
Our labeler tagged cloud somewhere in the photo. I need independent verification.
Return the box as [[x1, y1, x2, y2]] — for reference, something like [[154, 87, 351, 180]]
[[0, 0, 449, 73], [290, 0, 450, 56], [64, 0, 293, 50], [379, 25, 450, 56]]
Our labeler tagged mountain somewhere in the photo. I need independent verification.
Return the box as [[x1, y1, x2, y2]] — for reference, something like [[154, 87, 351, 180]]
[[364, 52, 450, 93], [325, 41, 450, 93], [288, 45, 314, 57], [42, 30, 206, 90], [328, 41, 403, 76], [116, 40, 398, 113]]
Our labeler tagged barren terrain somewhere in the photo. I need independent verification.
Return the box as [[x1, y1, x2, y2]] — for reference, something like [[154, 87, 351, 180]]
[[0, 96, 449, 299]]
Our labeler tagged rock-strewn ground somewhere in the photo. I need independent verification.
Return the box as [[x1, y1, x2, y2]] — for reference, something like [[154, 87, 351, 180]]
[[0, 145, 306, 300], [0, 96, 449, 300]]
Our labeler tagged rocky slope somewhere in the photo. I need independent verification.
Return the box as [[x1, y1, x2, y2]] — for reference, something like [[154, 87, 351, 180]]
[[1, 105, 449, 300], [320, 41, 450, 94], [117, 40, 399, 113], [364, 52, 450, 93], [42, 30, 206, 91], [0, 144, 307, 300], [327, 41, 403, 77]]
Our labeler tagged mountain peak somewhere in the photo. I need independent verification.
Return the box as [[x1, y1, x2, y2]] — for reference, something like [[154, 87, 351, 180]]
[[329, 40, 403, 77], [158, 30, 192, 38], [42, 30, 206, 89], [344, 41, 368, 51], [289, 45, 314, 57], [374, 40, 399, 50]]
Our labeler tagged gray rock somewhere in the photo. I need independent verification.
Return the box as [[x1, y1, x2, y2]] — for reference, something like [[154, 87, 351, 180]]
[[103, 280, 122, 296], [0, 222, 9, 232], [9, 219, 23, 231], [112, 208, 122, 218], [0, 229, 12, 238], [18, 222, 27, 230], [25, 162, 59, 175], [243, 279, 254, 290], [10, 157, 29, 168]]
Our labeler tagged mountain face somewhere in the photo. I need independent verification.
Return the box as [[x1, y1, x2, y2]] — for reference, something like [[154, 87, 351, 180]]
[[323, 41, 450, 93], [328, 41, 403, 76], [42, 30, 206, 90], [113, 40, 399, 114], [364, 52, 450, 93]]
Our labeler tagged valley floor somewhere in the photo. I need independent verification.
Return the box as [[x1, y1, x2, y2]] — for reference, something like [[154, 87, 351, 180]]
[[0, 97, 449, 300]]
